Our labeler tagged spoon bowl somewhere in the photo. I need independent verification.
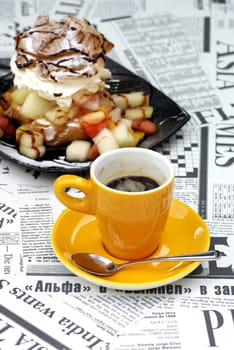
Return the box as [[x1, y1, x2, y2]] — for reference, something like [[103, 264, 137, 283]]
[[71, 250, 222, 276]]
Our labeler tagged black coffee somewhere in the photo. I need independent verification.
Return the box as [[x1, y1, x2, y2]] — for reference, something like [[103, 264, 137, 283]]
[[106, 175, 159, 192]]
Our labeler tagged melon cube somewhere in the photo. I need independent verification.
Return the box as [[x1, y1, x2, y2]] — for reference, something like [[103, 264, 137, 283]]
[[21, 91, 53, 119]]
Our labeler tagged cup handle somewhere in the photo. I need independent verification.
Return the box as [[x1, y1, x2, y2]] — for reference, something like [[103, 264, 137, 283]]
[[53, 174, 94, 214]]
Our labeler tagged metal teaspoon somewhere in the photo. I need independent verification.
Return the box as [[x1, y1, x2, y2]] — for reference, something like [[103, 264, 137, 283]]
[[71, 250, 222, 276]]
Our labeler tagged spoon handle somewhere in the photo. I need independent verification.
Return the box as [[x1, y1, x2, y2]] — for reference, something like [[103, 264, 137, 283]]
[[120, 250, 222, 268]]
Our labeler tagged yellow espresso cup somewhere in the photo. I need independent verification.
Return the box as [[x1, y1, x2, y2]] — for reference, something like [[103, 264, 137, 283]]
[[53, 148, 174, 260]]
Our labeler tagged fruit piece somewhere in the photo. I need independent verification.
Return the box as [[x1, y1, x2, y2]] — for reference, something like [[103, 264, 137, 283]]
[[66, 140, 92, 162], [112, 94, 127, 110], [108, 119, 116, 130], [0, 92, 11, 111], [80, 110, 106, 123], [16, 125, 44, 147], [82, 119, 108, 138], [124, 106, 153, 119], [73, 91, 99, 111], [16, 124, 45, 159], [93, 128, 118, 154], [112, 92, 150, 110], [80, 111, 108, 138], [117, 118, 132, 129], [19, 143, 46, 159], [129, 129, 145, 145], [45, 106, 69, 125], [20, 91, 53, 119], [132, 119, 157, 134], [112, 123, 135, 147], [87, 144, 99, 160], [11, 87, 30, 105], [0, 114, 16, 137], [109, 107, 121, 123]]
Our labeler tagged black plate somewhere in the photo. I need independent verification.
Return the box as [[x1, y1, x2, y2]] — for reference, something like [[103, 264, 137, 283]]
[[0, 57, 190, 173]]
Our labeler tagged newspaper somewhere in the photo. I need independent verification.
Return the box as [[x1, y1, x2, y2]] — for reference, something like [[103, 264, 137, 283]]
[[0, 0, 234, 349]]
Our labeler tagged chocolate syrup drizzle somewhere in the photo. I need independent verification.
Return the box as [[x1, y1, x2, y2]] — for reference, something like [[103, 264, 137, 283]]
[[14, 16, 114, 82]]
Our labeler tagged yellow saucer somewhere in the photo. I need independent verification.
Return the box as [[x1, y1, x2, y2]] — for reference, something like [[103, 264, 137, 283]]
[[51, 199, 210, 290]]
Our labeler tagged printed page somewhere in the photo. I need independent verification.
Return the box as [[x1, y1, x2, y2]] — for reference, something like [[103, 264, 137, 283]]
[[0, 1, 234, 349]]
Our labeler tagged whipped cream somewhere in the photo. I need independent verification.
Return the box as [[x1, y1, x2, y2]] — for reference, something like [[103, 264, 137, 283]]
[[11, 55, 111, 108]]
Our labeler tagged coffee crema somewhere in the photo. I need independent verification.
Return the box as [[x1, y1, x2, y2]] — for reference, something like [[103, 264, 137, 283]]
[[106, 175, 159, 192]]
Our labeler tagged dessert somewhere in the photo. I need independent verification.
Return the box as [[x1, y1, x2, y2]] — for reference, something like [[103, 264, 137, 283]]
[[0, 16, 156, 162]]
